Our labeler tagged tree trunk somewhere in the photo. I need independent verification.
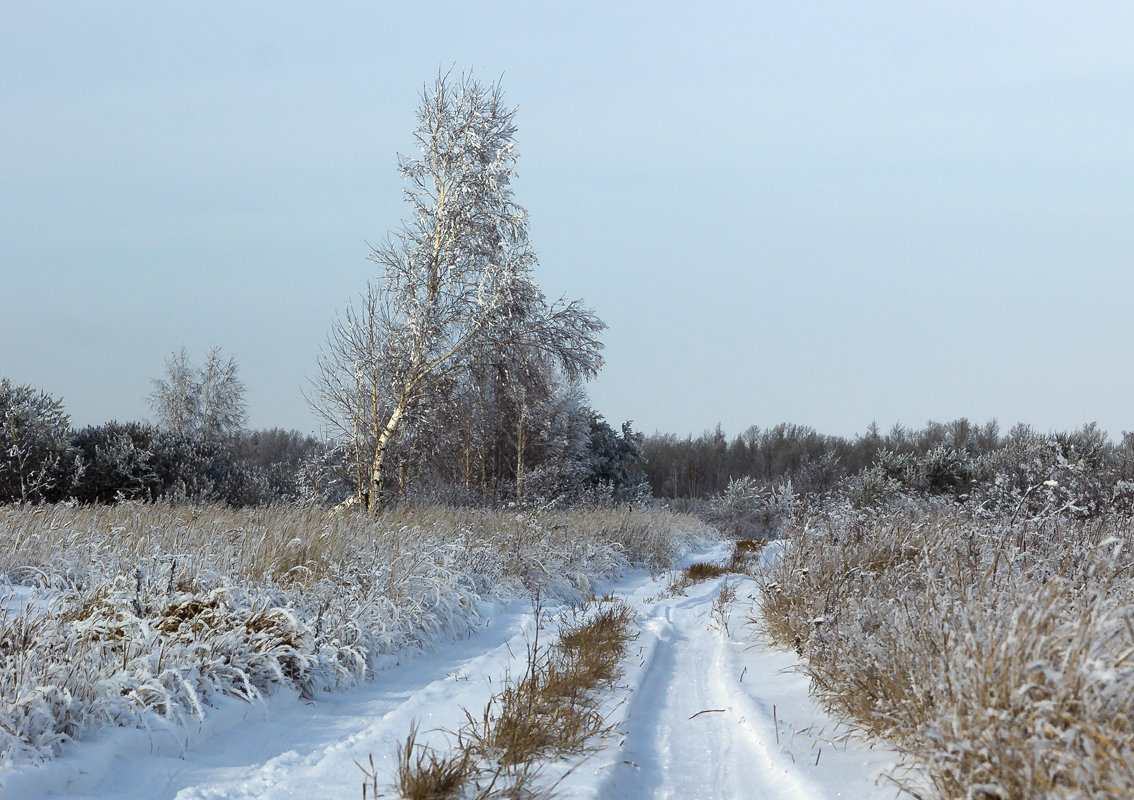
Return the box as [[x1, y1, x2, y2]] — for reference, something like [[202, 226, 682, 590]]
[[515, 392, 526, 503], [352, 415, 365, 506], [368, 403, 405, 512], [464, 413, 474, 494]]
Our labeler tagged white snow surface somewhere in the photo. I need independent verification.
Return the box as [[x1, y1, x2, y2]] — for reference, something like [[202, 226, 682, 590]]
[[0, 582, 55, 617], [1, 541, 907, 799]]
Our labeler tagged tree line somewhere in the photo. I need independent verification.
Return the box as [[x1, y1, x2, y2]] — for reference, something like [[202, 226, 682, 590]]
[[10, 348, 1132, 521], [0, 364, 321, 506], [645, 418, 1134, 530], [0, 348, 646, 508], [643, 419, 1001, 498]]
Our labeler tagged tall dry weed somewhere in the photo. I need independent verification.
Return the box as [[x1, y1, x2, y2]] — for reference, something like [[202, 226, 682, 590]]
[[758, 505, 1134, 799]]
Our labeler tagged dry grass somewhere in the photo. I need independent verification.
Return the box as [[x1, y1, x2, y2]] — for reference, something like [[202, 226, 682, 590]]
[[0, 504, 708, 595], [0, 502, 702, 764], [394, 724, 475, 800], [757, 505, 1134, 799], [468, 601, 634, 767], [667, 561, 729, 596], [710, 582, 737, 635], [727, 539, 765, 572], [679, 560, 731, 584], [733, 538, 765, 555], [391, 599, 636, 799], [666, 539, 764, 595]]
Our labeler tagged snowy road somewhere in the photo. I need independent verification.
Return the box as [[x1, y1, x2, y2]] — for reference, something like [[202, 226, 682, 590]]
[[591, 550, 905, 800], [2, 542, 908, 800], [602, 586, 825, 799]]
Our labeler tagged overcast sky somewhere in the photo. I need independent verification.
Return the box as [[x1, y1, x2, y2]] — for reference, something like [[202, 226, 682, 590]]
[[3, 1, 1133, 440]]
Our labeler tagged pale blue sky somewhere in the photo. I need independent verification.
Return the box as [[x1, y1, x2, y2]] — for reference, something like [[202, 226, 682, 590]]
[[3, 2, 1133, 439]]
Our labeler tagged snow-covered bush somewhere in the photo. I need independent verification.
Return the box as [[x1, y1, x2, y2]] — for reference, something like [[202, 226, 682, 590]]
[[0, 379, 76, 503], [838, 425, 1129, 521], [69, 422, 273, 506], [69, 421, 163, 503], [972, 426, 1117, 518], [865, 445, 979, 499], [841, 463, 905, 509], [711, 475, 763, 518], [706, 476, 798, 539], [294, 440, 358, 507]]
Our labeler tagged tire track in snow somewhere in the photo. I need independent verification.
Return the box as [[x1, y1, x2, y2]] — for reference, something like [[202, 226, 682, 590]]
[[598, 579, 823, 800], [166, 607, 537, 800]]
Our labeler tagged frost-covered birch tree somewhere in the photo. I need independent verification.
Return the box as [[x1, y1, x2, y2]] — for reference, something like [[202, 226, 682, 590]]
[[197, 346, 247, 445], [312, 70, 605, 510], [149, 345, 247, 444], [149, 347, 199, 439]]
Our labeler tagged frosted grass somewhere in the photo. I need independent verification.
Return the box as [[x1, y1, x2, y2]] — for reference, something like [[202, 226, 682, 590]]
[[0, 503, 709, 766], [759, 503, 1134, 799]]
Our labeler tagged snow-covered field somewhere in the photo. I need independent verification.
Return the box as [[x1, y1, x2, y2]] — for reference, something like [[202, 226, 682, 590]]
[[1, 539, 908, 800]]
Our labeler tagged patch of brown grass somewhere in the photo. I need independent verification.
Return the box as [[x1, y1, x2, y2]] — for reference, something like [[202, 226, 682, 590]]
[[467, 601, 634, 767], [667, 539, 764, 595], [734, 539, 765, 554], [682, 561, 731, 583], [394, 724, 474, 800], [390, 599, 635, 799], [726, 539, 765, 573], [555, 604, 632, 689]]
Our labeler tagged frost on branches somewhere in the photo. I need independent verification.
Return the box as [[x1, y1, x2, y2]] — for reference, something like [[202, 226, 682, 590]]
[[0, 378, 76, 504], [149, 346, 247, 446], [312, 70, 605, 510]]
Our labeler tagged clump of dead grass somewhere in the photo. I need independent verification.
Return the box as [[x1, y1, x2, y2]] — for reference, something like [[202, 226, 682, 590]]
[[395, 724, 475, 800], [388, 599, 636, 799], [679, 561, 731, 584], [733, 538, 765, 556], [710, 582, 737, 635], [667, 539, 764, 595]]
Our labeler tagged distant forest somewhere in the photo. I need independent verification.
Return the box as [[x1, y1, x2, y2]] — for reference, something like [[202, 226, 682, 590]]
[[646, 418, 1004, 497], [642, 418, 1134, 524], [6, 360, 1134, 522], [644, 418, 1134, 500]]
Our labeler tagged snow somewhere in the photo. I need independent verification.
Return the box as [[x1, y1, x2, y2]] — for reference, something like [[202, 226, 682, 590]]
[[0, 582, 55, 617], [574, 542, 905, 800], [1, 541, 908, 800]]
